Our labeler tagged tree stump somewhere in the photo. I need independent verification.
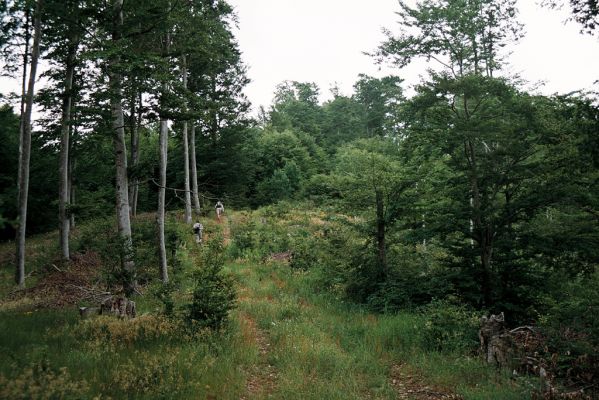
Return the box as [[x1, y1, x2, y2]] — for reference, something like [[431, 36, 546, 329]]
[[479, 312, 512, 367], [79, 296, 136, 319], [101, 296, 136, 318]]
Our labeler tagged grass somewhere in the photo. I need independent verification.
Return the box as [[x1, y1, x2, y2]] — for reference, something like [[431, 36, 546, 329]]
[[0, 207, 535, 399]]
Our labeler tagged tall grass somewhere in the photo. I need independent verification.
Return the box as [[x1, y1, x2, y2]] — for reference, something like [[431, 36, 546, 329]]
[[0, 208, 534, 399]]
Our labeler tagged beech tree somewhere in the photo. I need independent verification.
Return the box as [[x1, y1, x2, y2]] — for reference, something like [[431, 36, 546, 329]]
[[376, 0, 523, 77], [15, 0, 43, 287], [107, 0, 135, 293]]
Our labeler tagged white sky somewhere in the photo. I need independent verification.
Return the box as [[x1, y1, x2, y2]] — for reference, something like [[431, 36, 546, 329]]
[[226, 0, 599, 112], [1, 1, 598, 114]]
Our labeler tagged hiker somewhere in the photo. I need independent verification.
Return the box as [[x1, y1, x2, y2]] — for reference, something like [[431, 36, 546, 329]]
[[192, 220, 203, 244], [215, 201, 224, 221]]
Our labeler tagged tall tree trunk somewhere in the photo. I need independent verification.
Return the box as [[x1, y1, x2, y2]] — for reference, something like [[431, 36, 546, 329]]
[[158, 33, 170, 284], [109, 0, 135, 295], [375, 189, 387, 276], [190, 122, 201, 215], [181, 55, 192, 223], [68, 128, 76, 229], [129, 90, 140, 216], [15, 0, 42, 288], [69, 172, 75, 228], [58, 33, 78, 262], [17, 5, 31, 192]]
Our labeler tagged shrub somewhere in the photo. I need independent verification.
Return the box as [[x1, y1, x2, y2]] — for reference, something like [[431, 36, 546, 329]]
[[229, 214, 290, 260], [367, 244, 453, 312], [187, 237, 236, 330], [539, 271, 599, 386], [78, 314, 179, 347], [420, 299, 480, 354], [0, 360, 88, 399]]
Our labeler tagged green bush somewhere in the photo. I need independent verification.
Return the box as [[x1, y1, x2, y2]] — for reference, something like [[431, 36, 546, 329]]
[[539, 271, 599, 386], [367, 244, 453, 312], [74, 215, 187, 289], [289, 234, 320, 270], [229, 214, 290, 260], [228, 217, 257, 259], [420, 300, 480, 354], [187, 237, 236, 330]]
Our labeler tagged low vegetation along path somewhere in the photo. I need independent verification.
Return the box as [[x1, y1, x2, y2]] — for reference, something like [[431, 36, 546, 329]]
[[221, 223, 458, 400]]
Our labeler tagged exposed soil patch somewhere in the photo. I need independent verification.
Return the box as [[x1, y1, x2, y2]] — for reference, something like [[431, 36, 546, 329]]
[[2, 251, 104, 309], [239, 312, 278, 399], [390, 363, 463, 400]]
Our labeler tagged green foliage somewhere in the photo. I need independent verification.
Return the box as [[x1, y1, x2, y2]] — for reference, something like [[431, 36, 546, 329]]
[[228, 212, 291, 260], [420, 300, 480, 354], [0, 359, 89, 400], [187, 237, 236, 330], [367, 243, 453, 312], [539, 271, 599, 384], [73, 214, 186, 289], [377, 0, 523, 75]]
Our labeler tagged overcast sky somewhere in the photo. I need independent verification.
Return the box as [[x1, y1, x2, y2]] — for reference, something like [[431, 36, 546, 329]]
[[226, 0, 599, 112], [1, 1, 597, 113]]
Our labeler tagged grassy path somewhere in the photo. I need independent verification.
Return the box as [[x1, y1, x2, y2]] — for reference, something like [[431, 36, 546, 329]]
[[0, 213, 530, 399], [226, 257, 462, 400], [217, 212, 529, 400]]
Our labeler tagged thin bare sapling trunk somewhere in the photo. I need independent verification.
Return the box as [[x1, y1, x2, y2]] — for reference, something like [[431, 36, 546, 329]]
[[129, 90, 140, 216], [17, 5, 31, 192], [182, 55, 192, 223], [15, 0, 43, 287], [68, 130, 76, 229], [190, 121, 201, 214], [58, 32, 78, 262], [157, 32, 170, 283]]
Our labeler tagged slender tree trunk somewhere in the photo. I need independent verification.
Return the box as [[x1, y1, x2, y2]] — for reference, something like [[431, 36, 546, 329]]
[[58, 34, 78, 262], [109, 0, 135, 295], [69, 128, 76, 229], [69, 176, 75, 228], [158, 33, 170, 284], [17, 5, 31, 192], [15, 0, 42, 288], [129, 89, 140, 216], [190, 121, 201, 214], [181, 55, 192, 223], [375, 189, 387, 276]]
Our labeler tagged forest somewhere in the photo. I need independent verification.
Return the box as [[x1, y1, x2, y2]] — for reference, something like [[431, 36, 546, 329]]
[[0, 0, 598, 399]]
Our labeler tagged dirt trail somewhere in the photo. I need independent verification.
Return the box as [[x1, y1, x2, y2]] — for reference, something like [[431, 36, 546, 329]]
[[389, 364, 462, 400], [215, 215, 231, 246], [239, 313, 278, 400], [219, 214, 460, 400]]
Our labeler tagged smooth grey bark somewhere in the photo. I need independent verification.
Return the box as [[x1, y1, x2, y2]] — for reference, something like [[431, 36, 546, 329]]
[[68, 132, 76, 229], [109, 0, 135, 295], [182, 55, 192, 224], [15, 0, 43, 287], [17, 5, 31, 191], [158, 33, 170, 284], [190, 122, 201, 215], [129, 90, 140, 216], [58, 33, 78, 262]]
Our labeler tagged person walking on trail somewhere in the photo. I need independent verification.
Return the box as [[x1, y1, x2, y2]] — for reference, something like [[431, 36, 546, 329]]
[[193, 220, 203, 244], [215, 201, 224, 222]]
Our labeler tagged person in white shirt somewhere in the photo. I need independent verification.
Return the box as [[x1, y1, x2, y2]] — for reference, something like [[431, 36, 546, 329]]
[[192, 220, 203, 244], [215, 201, 224, 221]]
